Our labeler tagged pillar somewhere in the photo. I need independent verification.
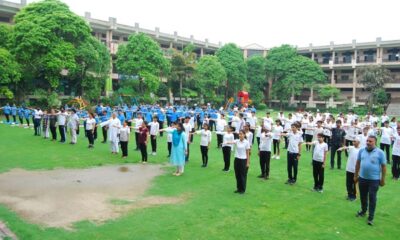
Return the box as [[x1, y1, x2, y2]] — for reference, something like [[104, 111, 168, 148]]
[[307, 87, 316, 108], [200, 48, 204, 57], [106, 30, 113, 49], [243, 49, 248, 59], [331, 69, 335, 84], [352, 69, 357, 106]]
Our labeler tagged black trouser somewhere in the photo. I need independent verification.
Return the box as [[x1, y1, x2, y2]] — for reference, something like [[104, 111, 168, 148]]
[[19, 117, 24, 124], [380, 143, 390, 164], [287, 152, 299, 182], [25, 118, 30, 126], [345, 139, 353, 157], [33, 119, 41, 136], [159, 121, 164, 136], [209, 120, 215, 131], [59, 125, 66, 142], [167, 142, 172, 156], [302, 129, 306, 140], [5, 114, 10, 122], [257, 137, 260, 148], [284, 136, 289, 149], [312, 160, 324, 189], [185, 143, 190, 162], [102, 126, 107, 142], [259, 151, 271, 177], [324, 136, 331, 150], [139, 143, 147, 162], [250, 129, 255, 144], [217, 134, 223, 148], [359, 178, 380, 220], [135, 132, 140, 150], [121, 141, 128, 157], [201, 145, 208, 166], [234, 132, 239, 140], [234, 158, 248, 193], [222, 146, 231, 170], [273, 139, 280, 155], [305, 134, 313, 151], [392, 155, 400, 178], [330, 145, 342, 169], [86, 130, 94, 145], [151, 135, 157, 152], [346, 171, 356, 199], [50, 126, 57, 140], [12, 115, 16, 123], [93, 126, 97, 140]]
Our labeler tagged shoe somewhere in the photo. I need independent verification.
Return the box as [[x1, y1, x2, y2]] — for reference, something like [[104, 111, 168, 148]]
[[265, 176, 269, 180], [356, 211, 366, 217], [257, 175, 265, 178], [285, 180, 292, 184], [349, 198, 356, 202], [367, 219, 374, 226], [234, 190, 240, 193], [312, 187, 318, 192], [317, 189, 323, 193], [223, 169, 230, 172], [276, 156, 280, 160], [238, 191, 245, 195], [290, 180, 296, 185]]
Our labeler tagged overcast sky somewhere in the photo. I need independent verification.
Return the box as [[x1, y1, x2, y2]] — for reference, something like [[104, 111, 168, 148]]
[[26, 0, 400, 48]]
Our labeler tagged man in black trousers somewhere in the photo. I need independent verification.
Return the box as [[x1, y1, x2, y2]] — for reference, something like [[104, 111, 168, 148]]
[[330, 120, 346, 169]]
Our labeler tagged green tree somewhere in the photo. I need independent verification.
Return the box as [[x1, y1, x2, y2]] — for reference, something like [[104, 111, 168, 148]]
[[266, 45, 325, 107], [0, 48, 21, 99], [359, 65, 392, 110], [0, 24, 13, 49], [318, 85, 341, 106], [116, 33, 170, 95], [246, 55, 267, 106], [194, 55, 226, 102], [216, 43, 247, 101], [170, 45, 196, 103], [13, 0, 94, 95]]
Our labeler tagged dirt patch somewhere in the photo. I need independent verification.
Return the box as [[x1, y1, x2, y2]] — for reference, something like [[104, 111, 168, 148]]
[[0, 165, 184, 229]]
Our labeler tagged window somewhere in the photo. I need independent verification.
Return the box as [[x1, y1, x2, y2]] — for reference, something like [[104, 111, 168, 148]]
[[112, 35, 120, 41]]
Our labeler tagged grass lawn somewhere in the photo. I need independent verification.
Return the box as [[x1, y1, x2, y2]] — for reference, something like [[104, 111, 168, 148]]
[[0, 123, 399, 240]]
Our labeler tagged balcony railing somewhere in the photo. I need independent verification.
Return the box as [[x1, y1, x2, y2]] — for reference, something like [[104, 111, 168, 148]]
[[357, 58, 376, 63], [383, 58, 400, 63]]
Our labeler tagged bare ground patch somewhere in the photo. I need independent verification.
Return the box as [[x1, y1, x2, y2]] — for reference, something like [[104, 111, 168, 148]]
[[0, 165, 184, 229]]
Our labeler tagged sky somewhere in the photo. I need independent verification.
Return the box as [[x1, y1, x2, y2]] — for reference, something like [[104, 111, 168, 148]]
[[24, 0, 400, 48]]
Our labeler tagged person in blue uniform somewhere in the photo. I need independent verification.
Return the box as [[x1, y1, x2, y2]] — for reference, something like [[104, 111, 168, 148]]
[[18, 106, 25, 125], [11, 104, 17, 123], [24, 108, 31, 127], [1, 103, 11, 123]]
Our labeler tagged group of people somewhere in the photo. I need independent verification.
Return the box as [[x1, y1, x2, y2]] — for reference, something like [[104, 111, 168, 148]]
[[1, 102, 394, 225]]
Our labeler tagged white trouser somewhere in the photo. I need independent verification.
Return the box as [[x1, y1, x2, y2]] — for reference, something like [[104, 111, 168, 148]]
[[70, 128, 77, 143], [111, 141, 119, 153]]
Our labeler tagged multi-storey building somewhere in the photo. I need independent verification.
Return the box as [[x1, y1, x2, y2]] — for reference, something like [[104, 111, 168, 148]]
[[2, 0, 400, 109]]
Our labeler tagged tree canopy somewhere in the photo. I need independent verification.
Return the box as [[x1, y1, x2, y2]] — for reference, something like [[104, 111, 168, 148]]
[[194, 55, 226, 101], [246, 55, 267, 104]]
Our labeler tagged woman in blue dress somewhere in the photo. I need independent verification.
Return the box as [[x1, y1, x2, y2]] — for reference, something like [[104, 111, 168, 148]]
[[162, 122, 187, 176]]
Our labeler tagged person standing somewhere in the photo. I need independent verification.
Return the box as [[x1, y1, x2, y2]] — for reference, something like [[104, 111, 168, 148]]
[[100, 110, 108, 143], [231, 130, 251, 194], [272, 120, 283, 159], [57, 108, 68, 143], [391, 126, 400, 180], [258, 127, 272, 179], [354, 136, 387, 226], [338, 137, 361, 201], [330, 120, 346, 169], [195, 123, 212, 167], [33, 108, 43, 136], [11, 104, 17, 124], [100, 113, 121, 154], [283, 123, 303, 185], [119, 121, 131, 158], [134, 114, 144, 151], [148, 116, 160, 156], [183, 117, 193, 162], [221, 126, 234, 172], [162, 123, 187, 176], [215, 113, 227, 148], [68, 109, 80, 144], [48, 109, 58, 141], [85, 113, 96, 148], [138, 121, 149, 163], [306, 133, 328, 192], [379, 121, 393, 164], [1, 103, 11, 123]]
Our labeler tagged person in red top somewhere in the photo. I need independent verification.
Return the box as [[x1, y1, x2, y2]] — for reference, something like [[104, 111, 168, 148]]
[[138, 121, 149, 163]]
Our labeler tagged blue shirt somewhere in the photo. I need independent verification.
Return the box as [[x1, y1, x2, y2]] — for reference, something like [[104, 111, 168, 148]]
[[11, 106, 17, 115], [357, 147, 386, 180], [118, 114, 125, 124], [3, 105, 11, 115]]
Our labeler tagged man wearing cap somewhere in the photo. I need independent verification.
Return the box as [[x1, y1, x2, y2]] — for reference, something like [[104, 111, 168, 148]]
[[354, 136, 387, 226]]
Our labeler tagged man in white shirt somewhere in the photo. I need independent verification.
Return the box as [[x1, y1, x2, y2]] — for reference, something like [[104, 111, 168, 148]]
[[380, 121, 393, 164], [57, 108, 68, 143], [283, 123, 303, 184], [215, 113, 227, 148], [183, 116, 193, 162], [306, 133, 328, 192], [134, 114, 144, 150], [33, 108, 43, 136], [338, 137, 361, 201], [68, 109, 80, 144], [263, 112, 273, 131], [148, 116, 160, 155]]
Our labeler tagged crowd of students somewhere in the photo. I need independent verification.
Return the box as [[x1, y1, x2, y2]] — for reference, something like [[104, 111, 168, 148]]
[[1, 103, 397, 217]]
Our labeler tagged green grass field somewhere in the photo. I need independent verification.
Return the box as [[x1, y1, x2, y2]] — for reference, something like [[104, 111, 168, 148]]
[[0, 123, 399, 240]]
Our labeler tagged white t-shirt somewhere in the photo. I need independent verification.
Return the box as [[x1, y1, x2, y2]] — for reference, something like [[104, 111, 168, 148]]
[[246, 131, 253, 146], [323, 122, 333, 137], [183, 122, 192, 142], [288, 132, 303, 153], [380, 127, 393, 145], [247, 115, 257, 129], [58, 112, 68, 125], [301, 118, 309, 130], [197, 130, 211, 146], [216, 119, 227, 133], [312, 141, 328, 162], [231, 116, 240, 133], [85, 118, 96, 130], [234, 139, 251, 159], [392, 133, 400, 156], [34, 110, 43, 119], [148, 121, 159, 136], [358, 134, 368, 149], [256, 126, 262, 138], [68, 114, 79, 129], [135, 118, 143, 133], [346, 146, 361, 173], [305, 121, 314, 135], [222, 132, 234, 148], [272, 125, 283, 140], [263, 117, 273, 130], [313, 126, 324, 141], [259, 133, 272, 152], [284, 118, 294, 131], [381, 115, 389, 123]]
